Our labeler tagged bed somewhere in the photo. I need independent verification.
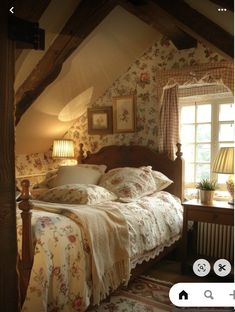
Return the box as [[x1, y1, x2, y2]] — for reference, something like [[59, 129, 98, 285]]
[[17, 143, 184, 311]]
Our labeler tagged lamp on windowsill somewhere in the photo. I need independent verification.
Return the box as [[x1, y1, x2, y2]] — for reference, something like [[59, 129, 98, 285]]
[[213, 147, 234, 205], [52, 139, 76, 165]]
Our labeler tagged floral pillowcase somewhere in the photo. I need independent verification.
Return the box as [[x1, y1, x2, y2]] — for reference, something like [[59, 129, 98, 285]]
[[99, 166, 156, 202], [151, 169, 173, 191], [36, 184, 117, 205]]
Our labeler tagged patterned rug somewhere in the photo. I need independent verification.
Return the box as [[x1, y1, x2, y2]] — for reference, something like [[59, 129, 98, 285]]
[[88, 275, 173, 312]]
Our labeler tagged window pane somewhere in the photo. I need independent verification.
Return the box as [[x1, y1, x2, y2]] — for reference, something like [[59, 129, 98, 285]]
[[219, 123, 234, 141], [217, 173, 229, 184], [181, 106, 195, 123], [181, 125, 195, 143], [196, 144, 210, 162], [196, 124, 211, 142], [196, 164, 210, 182], [219, 103, 235, 121], [185, 163, 194, 183], [197, 104, 211, 122], [182, 144, 195, 161]]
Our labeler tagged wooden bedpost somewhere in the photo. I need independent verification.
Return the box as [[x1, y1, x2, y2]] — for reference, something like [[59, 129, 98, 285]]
[[78, 143, 85, 163], [18, 179, 33, 304], [175, 143, 185, 202]]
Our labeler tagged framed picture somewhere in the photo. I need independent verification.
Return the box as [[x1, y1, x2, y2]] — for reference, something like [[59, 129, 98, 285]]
[[113, 95, 136, 133], [87, 107, 113, 135]]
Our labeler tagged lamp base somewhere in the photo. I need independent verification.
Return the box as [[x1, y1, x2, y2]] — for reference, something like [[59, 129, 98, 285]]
[[226, 178, 234, 206]]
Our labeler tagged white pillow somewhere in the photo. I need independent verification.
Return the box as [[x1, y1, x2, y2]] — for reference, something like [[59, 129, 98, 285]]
[[151, 170, 173, 191], [50, 165, 103, 187], [37, 184, 117, 204], [33, 170, 58, 189], [77, 164, 107, 174]]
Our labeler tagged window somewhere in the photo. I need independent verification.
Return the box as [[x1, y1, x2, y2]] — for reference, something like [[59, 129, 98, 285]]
[[180, 96, 234, 191]]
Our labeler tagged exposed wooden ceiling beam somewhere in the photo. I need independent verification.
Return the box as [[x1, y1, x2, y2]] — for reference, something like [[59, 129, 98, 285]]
[[153, 0, 233, 60], [210, 0, 234, 12], [15, 0, 117, 125], [14, 0, 51, 21], [14, 0, 51, 59], [120, 0, 197, 50]]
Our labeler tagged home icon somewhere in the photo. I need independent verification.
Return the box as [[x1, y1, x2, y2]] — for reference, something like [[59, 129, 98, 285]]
[[179, 290, 188, 300]]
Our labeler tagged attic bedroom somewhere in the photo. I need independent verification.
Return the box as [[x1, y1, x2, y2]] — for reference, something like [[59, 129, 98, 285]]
[[0, 0, 234, 311]]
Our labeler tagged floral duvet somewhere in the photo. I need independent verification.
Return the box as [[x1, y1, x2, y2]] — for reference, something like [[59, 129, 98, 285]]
[[17, 190, 183, 312]]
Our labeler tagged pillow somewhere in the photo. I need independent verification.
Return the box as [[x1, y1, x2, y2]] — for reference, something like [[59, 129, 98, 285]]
[[37, 184, 117, 205], [77, 164, 107, 174], [99, 166, 156, 202], [151, 170, 173, 191], [50, 165, 104, 187], [33, 170, 58, 189]]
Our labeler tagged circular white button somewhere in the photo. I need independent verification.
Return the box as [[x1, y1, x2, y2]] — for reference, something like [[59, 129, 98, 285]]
[[193, 259, 211, 277], [213, 259, 231, 277]]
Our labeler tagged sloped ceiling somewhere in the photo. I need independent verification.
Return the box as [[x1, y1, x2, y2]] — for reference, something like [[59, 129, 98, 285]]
[[15, 0, 233, 155], [15, 5, 159, 154]]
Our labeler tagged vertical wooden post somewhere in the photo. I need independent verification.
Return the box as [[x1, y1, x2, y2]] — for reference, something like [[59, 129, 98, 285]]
[[0, 1, 20, 310]]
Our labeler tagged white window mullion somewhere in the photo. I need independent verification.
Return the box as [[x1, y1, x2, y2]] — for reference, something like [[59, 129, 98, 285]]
[[179, 94, 233, 194]]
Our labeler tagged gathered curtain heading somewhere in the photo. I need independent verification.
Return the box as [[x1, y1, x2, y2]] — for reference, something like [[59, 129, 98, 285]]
[[156, 61, 234, 160]]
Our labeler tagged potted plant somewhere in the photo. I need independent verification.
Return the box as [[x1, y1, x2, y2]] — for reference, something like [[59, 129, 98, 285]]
[[196, 179, 217, 205]]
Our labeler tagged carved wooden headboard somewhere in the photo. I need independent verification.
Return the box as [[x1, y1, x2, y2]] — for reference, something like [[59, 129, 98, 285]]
[[79, 143, 184, 201]]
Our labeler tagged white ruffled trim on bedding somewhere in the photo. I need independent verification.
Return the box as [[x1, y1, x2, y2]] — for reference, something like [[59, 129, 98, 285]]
[[130, 234, 181, 269]]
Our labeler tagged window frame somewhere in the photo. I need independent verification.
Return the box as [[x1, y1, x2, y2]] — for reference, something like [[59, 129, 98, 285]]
[[179, 95, 234, 191]]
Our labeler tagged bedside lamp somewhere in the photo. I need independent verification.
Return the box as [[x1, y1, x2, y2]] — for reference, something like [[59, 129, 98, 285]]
[[213, 147, 234, 205], [52, 139, 75, 159]]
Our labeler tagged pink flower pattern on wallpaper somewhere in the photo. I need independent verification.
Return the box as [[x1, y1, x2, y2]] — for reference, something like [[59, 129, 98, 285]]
[[15, 36, 225, 179]]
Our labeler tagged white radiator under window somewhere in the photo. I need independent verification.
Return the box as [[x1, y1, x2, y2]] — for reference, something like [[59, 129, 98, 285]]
[[197, 222, 234, 262]]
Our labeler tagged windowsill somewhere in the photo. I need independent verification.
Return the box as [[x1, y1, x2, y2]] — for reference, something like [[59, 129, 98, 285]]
[[184, 188, 230, 202]]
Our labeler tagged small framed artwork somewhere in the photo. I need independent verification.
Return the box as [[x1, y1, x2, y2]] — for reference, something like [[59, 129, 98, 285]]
[[87, 107, 113, 135], [113, 95, 136, 133]]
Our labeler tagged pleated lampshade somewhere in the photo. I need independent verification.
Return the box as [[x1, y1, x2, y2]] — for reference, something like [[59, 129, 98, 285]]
[[213, 147, 234, 174], [52, 139, 75, 159]]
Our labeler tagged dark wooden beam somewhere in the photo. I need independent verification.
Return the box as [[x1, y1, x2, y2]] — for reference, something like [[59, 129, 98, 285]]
[[210, 0, 234, 12], [15, 0, 117, 125], [153, 0, 233, 60], [14, 0, 51, 21], [14, 0, 51, 59], [120, 0, 197, 50], [0, 1, 19, 310]]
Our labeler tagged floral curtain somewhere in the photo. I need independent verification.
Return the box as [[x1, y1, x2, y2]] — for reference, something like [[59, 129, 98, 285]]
[[156, 61, 234, 160]]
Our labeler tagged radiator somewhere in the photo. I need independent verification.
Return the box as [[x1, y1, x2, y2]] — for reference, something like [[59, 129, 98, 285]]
[[197, 222, 234, 262]]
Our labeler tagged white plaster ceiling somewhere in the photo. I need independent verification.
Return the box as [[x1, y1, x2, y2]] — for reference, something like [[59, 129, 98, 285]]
[[15, 5, 159, 154]]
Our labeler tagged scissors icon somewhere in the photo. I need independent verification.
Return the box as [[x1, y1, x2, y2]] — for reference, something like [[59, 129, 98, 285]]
[[204, 290, 214, 299], [218, 263, 226, 271]]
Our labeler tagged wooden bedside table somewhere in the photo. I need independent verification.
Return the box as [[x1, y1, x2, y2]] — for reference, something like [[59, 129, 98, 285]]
[[181, 199, 234, 274]]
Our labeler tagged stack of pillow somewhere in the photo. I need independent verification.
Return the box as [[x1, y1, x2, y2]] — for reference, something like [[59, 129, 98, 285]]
[[33, 164, 173, 205]]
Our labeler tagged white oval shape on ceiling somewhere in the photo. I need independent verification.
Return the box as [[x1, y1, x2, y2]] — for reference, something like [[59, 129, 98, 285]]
[[58, 86, 94, 122]]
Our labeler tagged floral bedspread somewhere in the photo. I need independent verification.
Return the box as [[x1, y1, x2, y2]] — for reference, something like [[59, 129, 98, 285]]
[[17, 191, 183, 312]]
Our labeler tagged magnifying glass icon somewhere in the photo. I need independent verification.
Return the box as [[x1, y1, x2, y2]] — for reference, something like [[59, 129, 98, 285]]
[[204, 290, 214, 299]]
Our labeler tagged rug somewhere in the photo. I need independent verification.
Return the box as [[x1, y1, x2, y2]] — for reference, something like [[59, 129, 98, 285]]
[[88, 275, 173, 312]]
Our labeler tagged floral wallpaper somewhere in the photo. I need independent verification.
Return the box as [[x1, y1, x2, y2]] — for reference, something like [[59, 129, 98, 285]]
[[15, 36, 226, 182]]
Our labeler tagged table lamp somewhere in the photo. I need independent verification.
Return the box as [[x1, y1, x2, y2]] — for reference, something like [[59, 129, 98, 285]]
[[213, 147, 234, 205], [52, 139, 75, 159]]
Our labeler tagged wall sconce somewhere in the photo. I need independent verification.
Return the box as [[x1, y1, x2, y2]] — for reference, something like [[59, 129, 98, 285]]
[[213, 147, 234, 205]]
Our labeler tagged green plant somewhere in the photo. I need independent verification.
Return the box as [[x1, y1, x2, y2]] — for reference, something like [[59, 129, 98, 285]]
[[196, 178, 217, 190]]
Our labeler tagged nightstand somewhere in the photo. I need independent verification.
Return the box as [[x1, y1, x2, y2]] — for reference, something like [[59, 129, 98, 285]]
[[181, 199, 234, 274]]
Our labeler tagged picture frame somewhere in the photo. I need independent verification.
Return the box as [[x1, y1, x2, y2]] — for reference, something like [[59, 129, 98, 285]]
[[113, 95, 136, 133], [87, 106, 113, 135]]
